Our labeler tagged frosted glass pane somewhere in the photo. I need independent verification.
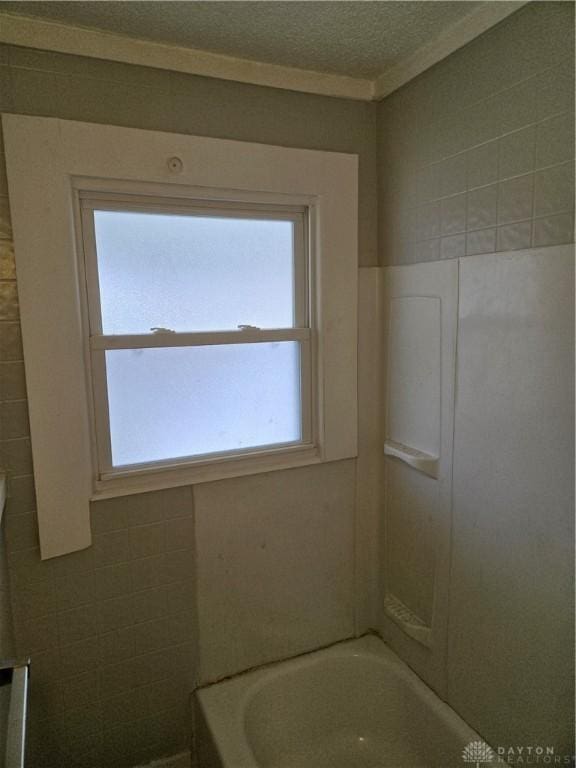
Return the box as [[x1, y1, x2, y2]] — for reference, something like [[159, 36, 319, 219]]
[[105, 342, 301, 467], [93, 210, 295, 334]]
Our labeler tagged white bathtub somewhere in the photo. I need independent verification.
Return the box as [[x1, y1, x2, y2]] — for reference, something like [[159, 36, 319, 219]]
[[195, 636, 484, 768]]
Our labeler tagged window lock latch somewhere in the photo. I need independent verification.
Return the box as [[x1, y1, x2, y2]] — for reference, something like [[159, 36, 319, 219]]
[[150, 327, 176, 334], [238, 324, 260, 331]]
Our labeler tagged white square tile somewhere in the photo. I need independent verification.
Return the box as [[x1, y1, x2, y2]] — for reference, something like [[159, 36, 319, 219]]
[[535, 112, 574, 169], [497, 174, 534, 225], [498, 126, 536, 180], [441, 233, 466, 260], [466, 228, 496, 256], [467, 184, 498, 231], [439, 154, 467, 197], [497, 220, 532, 252], [534, 162, 574, 217], [441, 194, 466, 235], [467, 141, 498, 190], [533, 213, 574, 247]]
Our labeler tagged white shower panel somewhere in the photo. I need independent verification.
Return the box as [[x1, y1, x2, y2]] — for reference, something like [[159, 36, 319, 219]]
[[195, 461, 356, 684], [381, 260, 458, 696], [448, 245, 575, 753]]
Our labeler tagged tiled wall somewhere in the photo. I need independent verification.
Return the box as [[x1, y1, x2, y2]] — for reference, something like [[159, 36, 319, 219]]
[[3, 482, 197, 767], [0, 43, 376, 768], [378, 1, 575, 266]]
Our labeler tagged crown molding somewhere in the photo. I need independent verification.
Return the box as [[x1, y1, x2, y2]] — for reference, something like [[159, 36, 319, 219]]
[[0, 12, 374, 101], [373, 1, 529, 101], [0, 3, 529, 104]]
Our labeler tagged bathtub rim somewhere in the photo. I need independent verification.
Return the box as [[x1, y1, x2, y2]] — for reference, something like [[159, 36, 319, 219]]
[[195, 634, 483, 768]]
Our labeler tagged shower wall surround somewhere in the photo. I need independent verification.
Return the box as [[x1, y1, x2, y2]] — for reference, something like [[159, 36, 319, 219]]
[[450, 245, 574, 753], [380, 260, 458, 696], [0, 48, 377, 768], [195, 462, 356, 683], [377, 0, 574, 755]]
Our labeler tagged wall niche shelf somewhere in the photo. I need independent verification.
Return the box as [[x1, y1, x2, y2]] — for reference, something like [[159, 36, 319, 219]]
[[383, 440, 438, 479], [383, 594, 432, 648]]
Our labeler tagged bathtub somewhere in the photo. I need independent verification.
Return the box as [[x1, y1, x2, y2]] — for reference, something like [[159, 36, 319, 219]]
[[195, 635, 484, 768]]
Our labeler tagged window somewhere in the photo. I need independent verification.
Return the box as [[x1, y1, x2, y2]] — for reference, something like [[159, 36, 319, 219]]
[[80, 196, 312, 475], [4, 115, 357, 558]]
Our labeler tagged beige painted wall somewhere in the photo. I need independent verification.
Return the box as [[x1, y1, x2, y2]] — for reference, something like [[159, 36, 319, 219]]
[[0, 43, 377, 267], [0, 42, 377, 768]]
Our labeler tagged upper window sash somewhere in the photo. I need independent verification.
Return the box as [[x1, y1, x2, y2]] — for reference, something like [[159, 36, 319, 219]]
[[79, 194, 310, 337]]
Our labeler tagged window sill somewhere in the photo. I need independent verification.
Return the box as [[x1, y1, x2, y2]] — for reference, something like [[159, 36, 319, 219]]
[[91, 444, 322, 500]]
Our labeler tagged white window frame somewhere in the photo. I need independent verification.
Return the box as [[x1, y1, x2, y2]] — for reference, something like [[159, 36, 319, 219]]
[[3, 115, 358, 559], [78, 191, 314, 480]]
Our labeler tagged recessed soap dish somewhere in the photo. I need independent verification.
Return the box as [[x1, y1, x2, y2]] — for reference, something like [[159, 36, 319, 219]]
[[383, 440, 439, 479], [384, 594, 432, 648]]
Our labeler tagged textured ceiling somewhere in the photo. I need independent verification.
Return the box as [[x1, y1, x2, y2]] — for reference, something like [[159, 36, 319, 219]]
[[0, 1, 485, 79]]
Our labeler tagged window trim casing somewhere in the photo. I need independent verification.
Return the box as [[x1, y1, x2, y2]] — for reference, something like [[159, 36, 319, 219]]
[[77, 190, 315, 481], [3, 115, 358, 559]]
